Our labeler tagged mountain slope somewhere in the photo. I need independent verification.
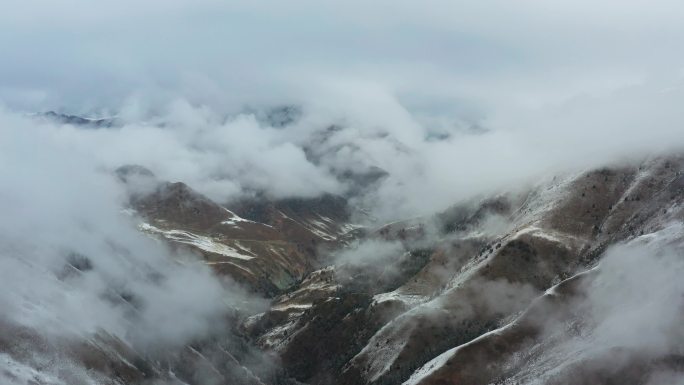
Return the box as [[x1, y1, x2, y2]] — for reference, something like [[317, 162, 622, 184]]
[[3, 156, 684, 385], [248, 155, 684, 385], [118, 165, 361, 296]]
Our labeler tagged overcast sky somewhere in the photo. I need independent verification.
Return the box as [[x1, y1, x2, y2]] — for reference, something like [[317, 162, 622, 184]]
[[3, 0, 684, 115]]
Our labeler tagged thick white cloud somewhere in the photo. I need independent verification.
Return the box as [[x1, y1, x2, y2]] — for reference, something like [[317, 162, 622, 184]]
[[0, 111, 266, 350], [3, 0, 684, 215], [2, 0, 684, 111], [3, 4, 684, 382]]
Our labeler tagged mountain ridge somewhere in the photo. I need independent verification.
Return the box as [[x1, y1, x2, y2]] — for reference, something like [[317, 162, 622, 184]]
[[3, 152, 684, 385]]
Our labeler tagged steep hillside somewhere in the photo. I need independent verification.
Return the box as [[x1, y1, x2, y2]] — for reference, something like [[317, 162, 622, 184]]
[[245, 155, 684, 385], [2, 156, 684, 385], [118, 165, 361, 296]]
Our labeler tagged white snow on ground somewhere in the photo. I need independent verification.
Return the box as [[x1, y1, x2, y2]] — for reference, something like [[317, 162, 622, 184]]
[[405, 222, 684, 385], [373, 291, 428, 308], [403, 263, 591, 385], [275, 210, 363, 240], [138, 223, 255, 260], [340, 223, 365, 234], [120, 208, 137, 216], [629, 221, 684, 248], [233, 241, 254, 255], [515, 226, 565, 244], [258, 319, 301, 351], [204, 260, 256, 276], [221, 208, 273, 227], [267, 245, 286, 257], [271, 303, 313, 311], [316, 214, 335, 224], [0, 353, 97, 385], [309, 219, 331, 230], [305, 225, 337, 240], [277, 210, 338, 240], [277, 210, 293, 221], [362, 331, 410, 383], [402, 323, 516, 385]]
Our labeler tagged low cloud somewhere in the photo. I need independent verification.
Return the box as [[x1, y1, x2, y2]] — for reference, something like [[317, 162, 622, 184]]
[[2, 1, 684, 222], [7, 76, 684, 226], [2, 2, 684, 382], [0, 111, 263, 352], [513, 223, 684, 383], [333, 239, 405, 267]]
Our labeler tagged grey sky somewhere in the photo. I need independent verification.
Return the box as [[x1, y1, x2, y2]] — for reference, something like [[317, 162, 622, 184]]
[[3, 0, 684, 114]]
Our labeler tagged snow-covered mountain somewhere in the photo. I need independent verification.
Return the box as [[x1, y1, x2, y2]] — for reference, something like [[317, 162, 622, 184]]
[[242, 156, 684, 385], [6, 0, 684, 382], [4, 140, 684, 385]]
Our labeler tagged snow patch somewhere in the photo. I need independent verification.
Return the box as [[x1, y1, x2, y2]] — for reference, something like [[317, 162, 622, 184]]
[[403, 324, 514, 385], [221, 208, 273, 227], [138, 223, 255, 260], [0, 353, 94, 385], [373, 291, 428, 307]]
